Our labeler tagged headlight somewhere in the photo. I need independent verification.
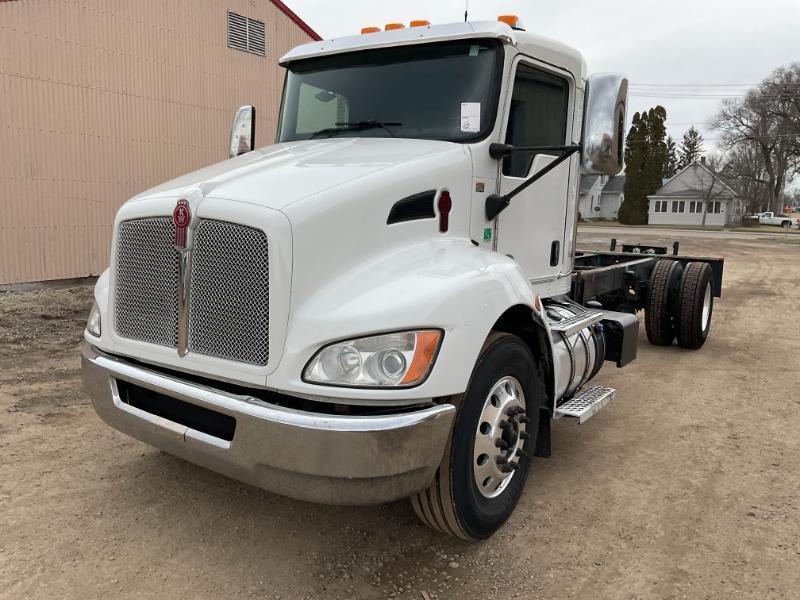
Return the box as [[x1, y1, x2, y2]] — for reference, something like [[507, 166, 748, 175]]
[[86, 301, 101, 337], [303, 330, 442, 388]]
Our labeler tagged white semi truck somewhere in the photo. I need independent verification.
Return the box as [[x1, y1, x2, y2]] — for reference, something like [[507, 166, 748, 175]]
[[82, 17, 725, 540]]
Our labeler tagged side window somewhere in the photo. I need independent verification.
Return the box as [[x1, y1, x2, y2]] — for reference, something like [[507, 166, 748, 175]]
[[502, 63, 569, 178], [295, 83, 349, 135]]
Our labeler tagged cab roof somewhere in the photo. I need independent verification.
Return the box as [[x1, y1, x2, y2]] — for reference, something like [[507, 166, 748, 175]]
[[279, 20, 586, 81]]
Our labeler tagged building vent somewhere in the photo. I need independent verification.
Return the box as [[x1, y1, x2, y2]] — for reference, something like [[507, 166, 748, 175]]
[[227, 11, 266, 56]]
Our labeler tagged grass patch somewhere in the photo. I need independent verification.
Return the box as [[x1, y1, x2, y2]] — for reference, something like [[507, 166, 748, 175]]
[[580, 221, 800, 234], [727, 225, 800, 234]]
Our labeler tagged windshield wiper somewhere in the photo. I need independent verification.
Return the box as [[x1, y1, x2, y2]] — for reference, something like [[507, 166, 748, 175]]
[[310, 120, 402, 139]]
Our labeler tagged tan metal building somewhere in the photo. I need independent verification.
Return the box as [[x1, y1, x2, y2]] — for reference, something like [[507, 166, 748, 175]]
[[0, 0, 319, 284]]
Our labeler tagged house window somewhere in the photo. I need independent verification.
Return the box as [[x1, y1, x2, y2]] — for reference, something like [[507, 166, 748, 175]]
[[654, 200, 667, 213], [672, 200, 685, 213], [228, 11, 266, 56], [707, 201, 721, 214], [689, 201, 703, 213]]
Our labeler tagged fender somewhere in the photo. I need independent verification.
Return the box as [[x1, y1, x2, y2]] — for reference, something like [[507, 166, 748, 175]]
[[268, 239, 560, 405]]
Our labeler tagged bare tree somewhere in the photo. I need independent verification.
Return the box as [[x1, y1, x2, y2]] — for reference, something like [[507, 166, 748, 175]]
[[719, 141, 771, 212], [713, 63, 800, 212]]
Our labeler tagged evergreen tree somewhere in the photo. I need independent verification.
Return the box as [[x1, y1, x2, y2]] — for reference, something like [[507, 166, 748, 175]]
[[678, 126, 704, 168], [619, 106, 669, 224], [665, 136, 679, 178]]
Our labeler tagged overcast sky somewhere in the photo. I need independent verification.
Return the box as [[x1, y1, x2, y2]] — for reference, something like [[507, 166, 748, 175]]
[[286, 0, 800, 152]]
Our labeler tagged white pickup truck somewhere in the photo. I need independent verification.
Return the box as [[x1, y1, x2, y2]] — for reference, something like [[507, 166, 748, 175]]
[[81, 16, 725, 540], [753, 212, 799, 228]]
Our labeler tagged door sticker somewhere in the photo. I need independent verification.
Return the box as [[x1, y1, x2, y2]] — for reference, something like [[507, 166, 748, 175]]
[[461, 102, 480, 132]]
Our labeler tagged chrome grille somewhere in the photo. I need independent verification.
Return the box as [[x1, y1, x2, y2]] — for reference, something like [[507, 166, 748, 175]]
[[114, 217, 270, 366], [188, 220, 270, 365], [115, 218, 179, 347]]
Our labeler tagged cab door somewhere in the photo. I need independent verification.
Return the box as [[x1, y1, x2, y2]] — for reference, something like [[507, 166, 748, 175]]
[[495, 59, 573, 282]]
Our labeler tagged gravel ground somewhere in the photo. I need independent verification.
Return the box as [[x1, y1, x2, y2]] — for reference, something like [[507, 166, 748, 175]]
[[1, 231, 799, 599]]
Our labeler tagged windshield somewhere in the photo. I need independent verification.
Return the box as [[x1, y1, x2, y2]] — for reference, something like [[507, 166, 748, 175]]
[[277, 40, 502, 143]]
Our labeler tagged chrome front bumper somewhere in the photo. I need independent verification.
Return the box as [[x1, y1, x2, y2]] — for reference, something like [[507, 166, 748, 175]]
[[81, 345, 455, 505]]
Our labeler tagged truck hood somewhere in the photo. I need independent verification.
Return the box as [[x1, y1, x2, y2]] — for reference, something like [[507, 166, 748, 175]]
[[131, 138, 460, 209]]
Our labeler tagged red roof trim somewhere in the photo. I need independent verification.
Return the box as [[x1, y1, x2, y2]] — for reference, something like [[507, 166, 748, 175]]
[[269, 0, 322, 41]]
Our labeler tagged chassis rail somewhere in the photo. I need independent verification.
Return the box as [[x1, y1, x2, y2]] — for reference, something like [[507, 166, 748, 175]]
[[571, 246, 724, 307]]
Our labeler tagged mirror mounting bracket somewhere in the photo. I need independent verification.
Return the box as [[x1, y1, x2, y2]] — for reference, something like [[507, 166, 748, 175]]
[[485, 144, 581, 221]]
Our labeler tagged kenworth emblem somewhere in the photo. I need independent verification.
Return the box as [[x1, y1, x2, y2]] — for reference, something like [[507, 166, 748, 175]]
[[173, 198, 193, 356], [173, 199, 191, 248]]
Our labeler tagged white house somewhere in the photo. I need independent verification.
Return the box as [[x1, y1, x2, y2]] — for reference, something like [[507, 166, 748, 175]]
[[648, 161, 744, 227], [579, 174, 625, 220]]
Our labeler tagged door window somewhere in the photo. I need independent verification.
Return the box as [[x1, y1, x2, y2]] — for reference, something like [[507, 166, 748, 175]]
[[502, 64, 569, 178]]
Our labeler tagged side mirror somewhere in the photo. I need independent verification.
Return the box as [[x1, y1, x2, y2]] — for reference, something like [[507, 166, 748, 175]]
[[581, 74, 628, 176], [229, 105, 256, 158]]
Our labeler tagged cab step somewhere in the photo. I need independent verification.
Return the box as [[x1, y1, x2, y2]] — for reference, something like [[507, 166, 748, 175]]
[[548, 311, 603, 337], [554, 386, 616, 424]]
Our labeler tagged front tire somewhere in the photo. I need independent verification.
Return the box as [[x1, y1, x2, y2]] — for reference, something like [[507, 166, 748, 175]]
[[411, 333, 544, 540]]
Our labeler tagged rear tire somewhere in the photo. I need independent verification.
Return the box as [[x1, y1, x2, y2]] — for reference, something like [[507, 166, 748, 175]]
[[645, 259, 683, 346], [676, 262, 714, 349], [781, 221, 791, 229], [411, 332, 544, 540]]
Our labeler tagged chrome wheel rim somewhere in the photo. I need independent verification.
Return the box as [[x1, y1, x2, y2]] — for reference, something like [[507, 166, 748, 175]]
[[701, 283, 712, 331], [473, 376, 527, 499]]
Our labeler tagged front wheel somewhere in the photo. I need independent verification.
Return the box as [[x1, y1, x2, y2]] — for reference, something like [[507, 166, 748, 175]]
[[411, 333, 544, 540]]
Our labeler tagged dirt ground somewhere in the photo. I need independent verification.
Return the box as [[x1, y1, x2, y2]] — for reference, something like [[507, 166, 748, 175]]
[[2, 231, 799, 600]]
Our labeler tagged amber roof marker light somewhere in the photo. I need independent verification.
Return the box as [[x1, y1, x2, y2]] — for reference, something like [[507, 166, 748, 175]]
[[384, 23, 405, 31], [361, 26, 381, 34], [497, 14, 525, 30], [410, 20, 431, 27]]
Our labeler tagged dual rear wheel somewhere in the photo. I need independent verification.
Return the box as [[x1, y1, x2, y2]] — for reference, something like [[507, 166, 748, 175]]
[[645, 259, 714, 349]]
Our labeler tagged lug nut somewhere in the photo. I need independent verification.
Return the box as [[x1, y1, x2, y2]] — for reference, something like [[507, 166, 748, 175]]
[[516, 448, 528, 459], [495, 439, 508, 449]]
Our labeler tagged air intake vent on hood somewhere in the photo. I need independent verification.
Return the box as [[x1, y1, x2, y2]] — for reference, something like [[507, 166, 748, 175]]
[[387, 190, 436, 225]]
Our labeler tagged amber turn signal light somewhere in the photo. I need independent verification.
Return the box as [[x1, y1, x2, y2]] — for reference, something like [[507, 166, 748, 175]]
[[400, 331, 442, 385]]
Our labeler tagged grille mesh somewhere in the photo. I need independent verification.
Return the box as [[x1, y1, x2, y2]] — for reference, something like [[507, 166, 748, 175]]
[[188, 220, 270, 365], [115, 218, 179, 347], [114, 217, 270, 366]]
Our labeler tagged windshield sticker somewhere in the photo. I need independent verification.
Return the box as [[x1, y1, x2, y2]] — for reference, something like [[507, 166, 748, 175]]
[[469, 45, 479, 57], [461, 102, 481, 133]]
